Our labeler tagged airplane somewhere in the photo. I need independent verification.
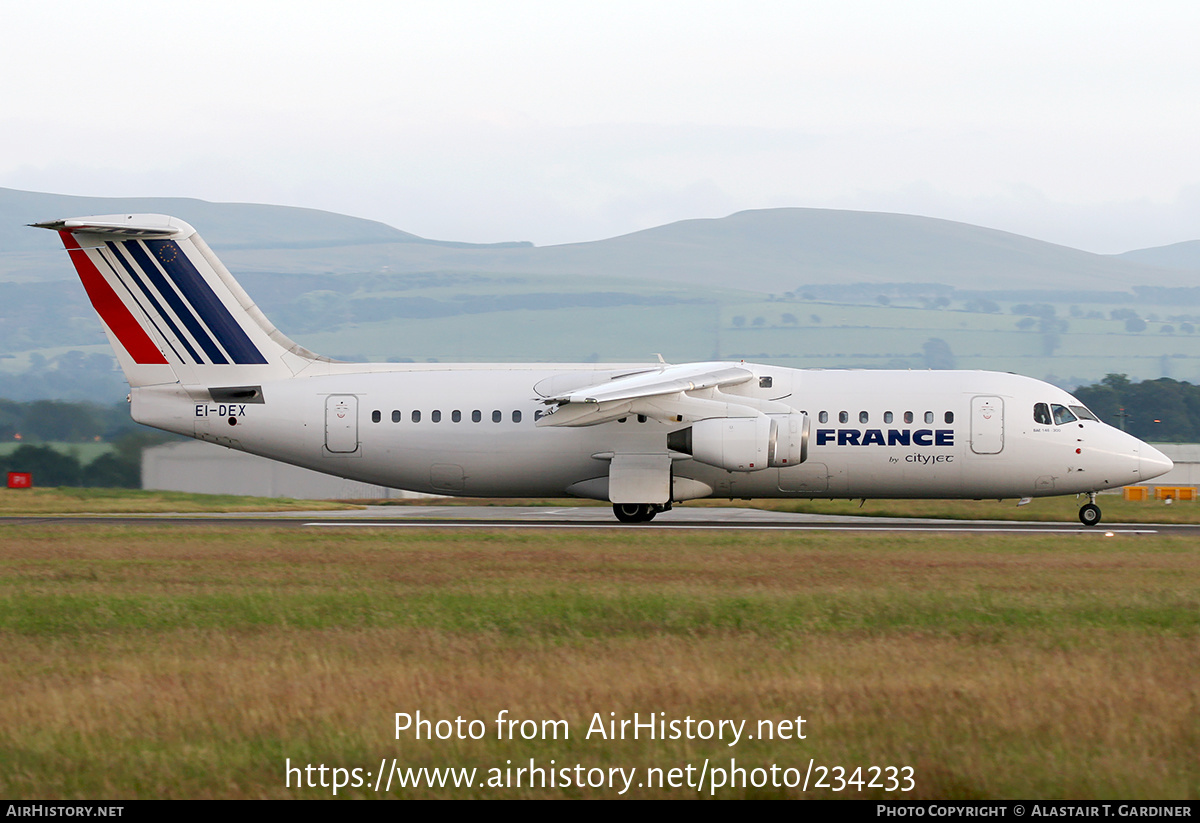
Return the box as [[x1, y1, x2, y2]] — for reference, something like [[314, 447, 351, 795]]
[[32, 213, 1173, 525]]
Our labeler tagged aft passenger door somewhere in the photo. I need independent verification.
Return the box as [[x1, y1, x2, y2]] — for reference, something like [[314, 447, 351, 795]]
[[970, 396, 1004, 454], [324, 394, 359, 454]]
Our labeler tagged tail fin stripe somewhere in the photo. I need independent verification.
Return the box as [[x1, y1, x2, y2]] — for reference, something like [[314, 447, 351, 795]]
[[145, 239, 268, 365], [102, 243, 201, 364], [93, 246, 190, 364], [59, 232, 168, 366], [120, 239, 231, 364]]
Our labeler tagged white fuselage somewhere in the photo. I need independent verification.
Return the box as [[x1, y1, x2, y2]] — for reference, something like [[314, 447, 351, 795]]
[[132, 364, 1170, 502]]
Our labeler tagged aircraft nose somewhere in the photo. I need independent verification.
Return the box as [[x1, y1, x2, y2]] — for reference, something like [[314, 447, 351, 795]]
[[1139, 444, 1173, 482]]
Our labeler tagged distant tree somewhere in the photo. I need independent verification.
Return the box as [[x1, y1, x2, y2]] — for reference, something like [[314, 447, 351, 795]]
[[3, 445, 82, 486], [1016, 317, 1036, 330], [1075, 374, 1200, 441], [781, 313, 798, 325], [876, 295, 890, 306], [965, 299, 1000, 313], [1110, 308, 1139, 321], [1182, 322, 1195, 334], [1102, 374, 1132, 391], [732, 316, 746, 328], [1125, 317, 1148, 333], [82, 453, 139, 488], [1161, 325, 1176, 335], [922, 338, 956, 370], [809, 314, 822, 324], [752, 316, 766, 327]]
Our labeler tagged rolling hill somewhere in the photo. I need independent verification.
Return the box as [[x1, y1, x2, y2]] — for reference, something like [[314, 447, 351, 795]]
[[2, 187, 1198, 400]]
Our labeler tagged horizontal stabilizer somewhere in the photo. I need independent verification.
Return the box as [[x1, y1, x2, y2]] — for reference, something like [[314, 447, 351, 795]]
[[30, 214, 190, 239]]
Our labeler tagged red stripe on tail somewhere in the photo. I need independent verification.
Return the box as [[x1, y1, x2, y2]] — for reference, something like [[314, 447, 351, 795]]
[[60, 231, 168, 365]]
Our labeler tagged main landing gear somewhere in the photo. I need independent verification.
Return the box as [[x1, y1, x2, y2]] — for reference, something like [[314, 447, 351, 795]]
[[612, 503, 666, 523], [1078, 492, 1101, 527]]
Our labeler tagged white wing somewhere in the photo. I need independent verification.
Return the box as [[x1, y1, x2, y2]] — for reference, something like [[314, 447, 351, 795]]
[[536, 362, 793, 427]]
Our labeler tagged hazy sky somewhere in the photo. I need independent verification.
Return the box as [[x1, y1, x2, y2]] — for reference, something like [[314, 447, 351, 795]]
[[3, 1, 1199, 252]]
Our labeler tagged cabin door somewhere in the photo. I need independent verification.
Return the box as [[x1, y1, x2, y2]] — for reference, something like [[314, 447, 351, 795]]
[[325, 394, 359, 453], [970, 396, 1004, 454]]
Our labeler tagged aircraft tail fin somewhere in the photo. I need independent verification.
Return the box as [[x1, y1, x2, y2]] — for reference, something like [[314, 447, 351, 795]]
[[31, 214, 322, 387]]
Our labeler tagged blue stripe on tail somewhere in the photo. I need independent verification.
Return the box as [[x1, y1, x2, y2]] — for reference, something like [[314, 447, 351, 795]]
[[145, 240, 268, 365]]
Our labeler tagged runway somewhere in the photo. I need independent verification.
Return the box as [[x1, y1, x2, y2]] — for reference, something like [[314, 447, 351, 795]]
[[1, 505, 1194, 534]]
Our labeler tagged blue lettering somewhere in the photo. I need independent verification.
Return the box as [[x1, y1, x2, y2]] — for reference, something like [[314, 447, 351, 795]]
[[814, 427, 955, 447]]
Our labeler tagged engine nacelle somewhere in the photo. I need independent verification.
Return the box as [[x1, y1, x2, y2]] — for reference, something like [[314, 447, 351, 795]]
[[768, 412, 808, 467], [682, 416, 773, 472], [669, 412, 809, 472]]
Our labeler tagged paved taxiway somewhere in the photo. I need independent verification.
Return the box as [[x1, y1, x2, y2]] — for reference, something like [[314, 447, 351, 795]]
[[1, 505, 1194, 534]]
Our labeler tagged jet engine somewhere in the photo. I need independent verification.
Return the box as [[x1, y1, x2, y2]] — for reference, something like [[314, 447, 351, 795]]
[[668, 412, 807, 472]]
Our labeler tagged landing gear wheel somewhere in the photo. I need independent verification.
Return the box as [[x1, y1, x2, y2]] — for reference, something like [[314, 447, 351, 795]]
[[612, 503, 657, 523], [1079, 503, 1101, 527]]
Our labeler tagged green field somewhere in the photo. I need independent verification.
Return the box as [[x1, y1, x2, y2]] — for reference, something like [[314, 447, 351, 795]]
[[0, 522, 1196, 799], [8, 277, 1200, 401]]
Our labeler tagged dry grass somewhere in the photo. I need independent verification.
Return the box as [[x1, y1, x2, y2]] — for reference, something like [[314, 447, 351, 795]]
[[0, 525, 1196, 798], [0, 487, 360, 514]]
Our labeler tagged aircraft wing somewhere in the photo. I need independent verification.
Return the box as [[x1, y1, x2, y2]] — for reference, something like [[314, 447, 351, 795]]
[[537, 362, 772, 427], [549, 363, 754, 405]]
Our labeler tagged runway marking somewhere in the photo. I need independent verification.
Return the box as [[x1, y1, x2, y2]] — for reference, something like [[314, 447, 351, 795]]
[[302, 522, 1159, 534]]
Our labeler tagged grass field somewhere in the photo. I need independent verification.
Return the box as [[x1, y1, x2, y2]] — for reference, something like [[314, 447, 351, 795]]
[[0, 487, 359, 514], [0, 522, 1196, 799]]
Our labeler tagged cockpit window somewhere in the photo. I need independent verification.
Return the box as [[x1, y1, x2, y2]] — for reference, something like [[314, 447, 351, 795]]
[[1051, 404, 1077, 425], [1069, 405, 1098, 422], [1033, 403, 1051, 425]]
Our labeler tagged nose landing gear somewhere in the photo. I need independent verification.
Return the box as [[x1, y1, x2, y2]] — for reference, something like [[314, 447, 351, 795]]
[[1078, 492, 1101, 526]]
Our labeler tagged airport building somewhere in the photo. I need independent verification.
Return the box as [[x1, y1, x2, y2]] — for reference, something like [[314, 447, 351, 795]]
[[141, 440, 420, 500]]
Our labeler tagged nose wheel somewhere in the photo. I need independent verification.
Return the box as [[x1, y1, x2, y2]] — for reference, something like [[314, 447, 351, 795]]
[[612, 503, 661, 523], [1079, 494, 1101, 527]]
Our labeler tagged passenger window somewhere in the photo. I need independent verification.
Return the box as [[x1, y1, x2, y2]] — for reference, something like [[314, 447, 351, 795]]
[[392, 410, 401, 423], [492, 410, 501, 423], [1033, 403, 1051, 425], [432, 410, 442, 423], [412, 410, 421, 423], [859, 411, 869, 423], [371, 410, 381, 423], [452, 410, 462, 423], [1052, 404, 1077, 425], [472, 410, 481, 423], [819, 411, 828, 424], [924, 411, 934, 424], [945, 411, 954, 424], [512, 410, 522, 423], [884, 411, 893, 424], [839, 411, 849, 424], [904, 411, 914, 424]]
